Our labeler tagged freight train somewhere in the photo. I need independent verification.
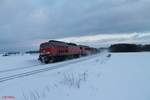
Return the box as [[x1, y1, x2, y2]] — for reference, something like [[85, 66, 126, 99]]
[[39, 40, 98, 64]]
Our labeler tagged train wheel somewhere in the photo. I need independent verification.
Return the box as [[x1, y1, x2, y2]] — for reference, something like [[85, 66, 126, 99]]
[[74, 54, 79, 58], [49, 57, 54, 63], [41, 57, 49, 64], [67, 55, 74, 59]]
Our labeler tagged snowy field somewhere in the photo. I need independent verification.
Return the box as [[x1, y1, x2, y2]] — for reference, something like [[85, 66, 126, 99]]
[[0, 52, 150, 100]]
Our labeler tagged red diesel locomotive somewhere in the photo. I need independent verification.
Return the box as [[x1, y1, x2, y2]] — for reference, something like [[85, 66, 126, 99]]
[[39, 40, 97, 63]]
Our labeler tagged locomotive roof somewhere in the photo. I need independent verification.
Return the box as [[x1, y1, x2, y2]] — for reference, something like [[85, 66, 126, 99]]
[[48, 40, 66, 43], [48, 40, 69, 47], [48, 40, 77, 46], [79, 45, 90, 48]]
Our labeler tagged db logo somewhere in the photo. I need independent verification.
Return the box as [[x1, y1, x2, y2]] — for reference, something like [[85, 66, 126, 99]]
[[0, 96, 16, 99]]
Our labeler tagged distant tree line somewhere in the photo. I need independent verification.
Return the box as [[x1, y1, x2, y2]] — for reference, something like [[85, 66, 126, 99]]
[[2, 50, 39, 56], [109, 43, 150, 52], [25, 50, 39, 54], [2, 51, 20, 56]]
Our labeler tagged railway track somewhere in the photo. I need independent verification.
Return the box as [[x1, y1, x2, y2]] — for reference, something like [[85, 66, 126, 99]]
[[0, 54, 100, 83], [0, 64, 43, 73]]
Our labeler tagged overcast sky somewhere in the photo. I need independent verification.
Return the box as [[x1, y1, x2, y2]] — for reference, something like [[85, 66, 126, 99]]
[[0, 0, 150, 52]]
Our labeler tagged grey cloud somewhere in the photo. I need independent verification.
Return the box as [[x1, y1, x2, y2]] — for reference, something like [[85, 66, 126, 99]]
[[0, 0, 150, 51]]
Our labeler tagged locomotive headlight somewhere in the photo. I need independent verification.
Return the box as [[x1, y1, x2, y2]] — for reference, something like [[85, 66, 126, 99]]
[[40, 51, 51, 55], [47, 52, 51, 54], [45, 52, 51, 54]]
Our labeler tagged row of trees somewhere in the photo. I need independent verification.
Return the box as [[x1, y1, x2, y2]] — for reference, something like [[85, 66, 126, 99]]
[[2, 50, 39, 56], [109, 43, 150, 52]]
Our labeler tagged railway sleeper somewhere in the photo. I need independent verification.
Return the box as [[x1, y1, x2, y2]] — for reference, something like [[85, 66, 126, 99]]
[[39, 54, 81, 64]]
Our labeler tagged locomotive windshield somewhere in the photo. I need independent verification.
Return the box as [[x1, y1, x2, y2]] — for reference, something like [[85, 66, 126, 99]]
[[40, 43, 50, 48]]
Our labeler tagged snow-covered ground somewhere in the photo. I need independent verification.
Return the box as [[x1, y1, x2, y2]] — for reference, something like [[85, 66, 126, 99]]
[[0, 52, 150, 100], [0, 54, 40, 71]]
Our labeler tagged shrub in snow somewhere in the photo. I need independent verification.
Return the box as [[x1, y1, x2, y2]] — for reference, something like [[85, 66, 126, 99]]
[[107, 54, 111, 58], [61, 72, 88, 88]]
